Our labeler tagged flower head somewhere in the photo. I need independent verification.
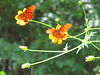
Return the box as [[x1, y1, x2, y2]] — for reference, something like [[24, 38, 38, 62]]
[[22, 63, 31, 69], [46, 23, 72, 45], [15, 8, 28, 26], [78, 1, 82, 5], [19, 45, 27, 51], [15, 5, 36, 26], [85, 56, 95, 62]]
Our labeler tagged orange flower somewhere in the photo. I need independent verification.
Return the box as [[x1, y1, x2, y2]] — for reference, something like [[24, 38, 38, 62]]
[[46, 23, 72, 45], [15, 5, 36, 26]]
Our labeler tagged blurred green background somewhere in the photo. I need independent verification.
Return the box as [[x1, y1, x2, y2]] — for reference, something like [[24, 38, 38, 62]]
[[0, 0, 100, 75]]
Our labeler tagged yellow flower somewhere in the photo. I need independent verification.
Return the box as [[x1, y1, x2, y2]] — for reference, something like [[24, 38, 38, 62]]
[[46, 23, 72, 45], [15, 5, 36, 26], [49, 33, 69, 45], [15, 8, 28, 26]]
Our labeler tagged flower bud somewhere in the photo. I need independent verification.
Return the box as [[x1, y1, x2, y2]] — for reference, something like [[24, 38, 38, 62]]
[[55, 18, 59, 22], [78, 1, 82, 5], [22, 63, 30, 69], [85, 56, 94, 62], [19, 46, 27, 50]]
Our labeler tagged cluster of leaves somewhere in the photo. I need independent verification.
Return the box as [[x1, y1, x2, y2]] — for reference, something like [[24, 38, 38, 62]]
[[0, 0, 100, 75]]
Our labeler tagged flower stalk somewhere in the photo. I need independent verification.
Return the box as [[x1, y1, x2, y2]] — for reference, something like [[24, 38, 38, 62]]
[[30, 20, 54, 28], [27, 49, 64, 53], [31, 44, 82, 66]]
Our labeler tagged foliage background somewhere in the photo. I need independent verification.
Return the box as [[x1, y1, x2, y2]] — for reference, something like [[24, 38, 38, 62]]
[[0, 0, 100, 75]]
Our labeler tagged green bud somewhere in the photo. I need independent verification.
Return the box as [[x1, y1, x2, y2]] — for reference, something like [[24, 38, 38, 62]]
[[55, 18, 59, 22], [85, 56, 95, 62], [19, 46, 27, 51], [22, 63, 31, 69], [78, 1, 82, 5]]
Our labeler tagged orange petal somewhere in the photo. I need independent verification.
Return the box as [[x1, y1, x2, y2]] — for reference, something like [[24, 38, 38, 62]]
[[52, 37, 58, 43], [57, 38, 62, 45]]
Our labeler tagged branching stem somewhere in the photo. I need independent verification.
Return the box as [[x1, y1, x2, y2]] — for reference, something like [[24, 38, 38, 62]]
[[31, 44, 82, 66]]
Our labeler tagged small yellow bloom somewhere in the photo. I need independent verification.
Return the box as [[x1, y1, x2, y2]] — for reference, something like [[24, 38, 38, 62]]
[[15, 8, 28, 26], [15, 5, 36, 26], [46, 23, 72, 45], [48, 33, 68, 45]]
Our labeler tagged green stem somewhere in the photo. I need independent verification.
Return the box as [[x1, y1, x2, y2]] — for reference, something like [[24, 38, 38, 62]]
[[91, 41, 100, 43], [90, 42, 100, 50], [68, 35, 82, 41], [95, 57, 100, 59], [74, 31, 86, 37], [89, 28, 100, 30], [81, 4, 88, 25], [30, 20, 54, 28], [87, 31, 100, 50], [30, 44, 82, 65], [27, 49, 64, 53]]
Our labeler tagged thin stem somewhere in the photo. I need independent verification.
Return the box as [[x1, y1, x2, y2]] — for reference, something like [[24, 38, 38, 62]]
[[91, 42, 100, 50], [95, 57, 100, 59], [27, 49, 64, 53], [31, 44, 82, 65], [89, 28, 100, 30], [88, 36, 100, 50], [30, 20, 54, 28], [68, 35, 82, 41], [74, 31, 86, 37], [91, 41, 100, 43], [81, 4, 87, 25]]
